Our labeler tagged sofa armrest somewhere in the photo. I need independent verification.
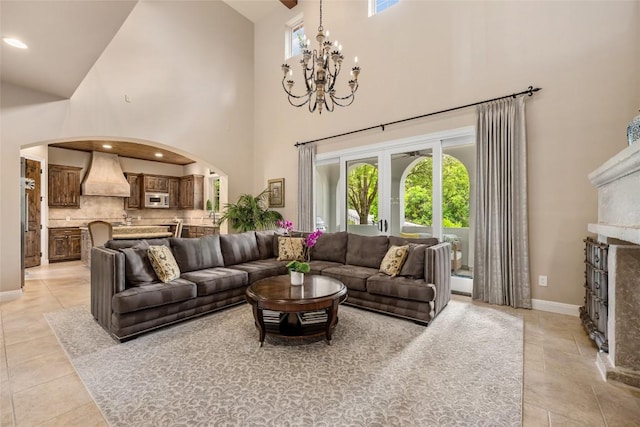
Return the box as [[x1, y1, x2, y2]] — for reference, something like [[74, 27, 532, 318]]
[[426, 242, 451, 316], [91, 246, 126, 333]]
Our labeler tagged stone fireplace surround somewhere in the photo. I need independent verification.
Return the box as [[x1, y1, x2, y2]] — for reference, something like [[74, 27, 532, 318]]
[[588, 142, 640, 389]]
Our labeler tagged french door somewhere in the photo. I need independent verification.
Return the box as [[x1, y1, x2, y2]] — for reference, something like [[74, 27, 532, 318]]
[[315, 132, 461, 241], [336, 142, 443, 240]]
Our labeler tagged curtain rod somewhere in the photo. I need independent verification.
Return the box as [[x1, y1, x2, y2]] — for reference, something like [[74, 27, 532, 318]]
[[294, 85, 542, 147]]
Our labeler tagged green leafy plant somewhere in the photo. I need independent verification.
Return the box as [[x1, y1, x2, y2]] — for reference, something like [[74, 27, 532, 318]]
[[206, 199, 213, 211], [217, 189, 283, 232], [286, 260, 310, 273]]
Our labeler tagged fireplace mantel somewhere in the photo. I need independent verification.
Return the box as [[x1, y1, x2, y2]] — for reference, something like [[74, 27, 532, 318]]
[[588, 142, 640, 245], [588, 142, 640, 389]]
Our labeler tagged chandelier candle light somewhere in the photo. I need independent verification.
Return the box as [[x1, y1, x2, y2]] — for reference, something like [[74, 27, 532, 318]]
[[281, 0, 361, 114]]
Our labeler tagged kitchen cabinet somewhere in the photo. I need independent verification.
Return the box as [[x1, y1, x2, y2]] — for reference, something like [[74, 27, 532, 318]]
[[179, 175, 204, 209], [184, 225, 219, 238], [49, 227, 81, 262], [143, 175, 169, 193], [48, 164, 82, 208], [125, 173, 142, 209], [168, 177, 180, 209]]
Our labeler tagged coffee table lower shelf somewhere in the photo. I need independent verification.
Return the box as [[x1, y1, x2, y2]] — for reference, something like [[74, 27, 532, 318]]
[[262, 312, 334, 339]]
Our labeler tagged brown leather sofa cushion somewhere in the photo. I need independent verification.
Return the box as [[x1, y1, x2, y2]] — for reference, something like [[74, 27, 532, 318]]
[[220, 232, 260, 266], [322, 265, 380, 292], [311, 231, 348, 263], [112, 278, 197, 314], [367, 273, 435, 303], [170, 235, 224, 273], [346, 234, 389, 269]]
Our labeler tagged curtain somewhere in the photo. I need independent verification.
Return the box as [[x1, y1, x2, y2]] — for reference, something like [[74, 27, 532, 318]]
[[297, 143, 316, 232], [473, 96, 531, 308]]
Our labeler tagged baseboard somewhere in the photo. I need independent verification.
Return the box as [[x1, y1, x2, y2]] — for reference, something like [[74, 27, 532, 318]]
[[0, 289, 23, 302], [531, 299, 580, 317], [451, 275, 473, 294]]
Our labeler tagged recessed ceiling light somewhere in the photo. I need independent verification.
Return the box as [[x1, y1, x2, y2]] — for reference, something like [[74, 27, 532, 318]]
[[155, 153, 163, 158], [102, 144, 112, 149], [3, 37, 28, 49]]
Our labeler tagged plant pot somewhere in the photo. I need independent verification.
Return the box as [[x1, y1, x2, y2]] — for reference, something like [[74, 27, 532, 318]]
[[290, 271, 304, 286]]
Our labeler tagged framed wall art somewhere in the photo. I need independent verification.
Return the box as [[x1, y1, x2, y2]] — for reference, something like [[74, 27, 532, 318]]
[[268, 178, 284, 208]]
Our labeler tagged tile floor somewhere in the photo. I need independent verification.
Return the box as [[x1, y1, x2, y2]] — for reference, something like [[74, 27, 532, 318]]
[[1, 261, 639, 426]]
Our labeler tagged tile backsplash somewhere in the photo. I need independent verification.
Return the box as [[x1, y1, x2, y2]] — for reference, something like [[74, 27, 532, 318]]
[[48, 195, 212, 227]]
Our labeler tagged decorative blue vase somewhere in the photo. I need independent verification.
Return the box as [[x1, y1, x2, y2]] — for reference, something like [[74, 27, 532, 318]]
[[628, 110, 640, 146]]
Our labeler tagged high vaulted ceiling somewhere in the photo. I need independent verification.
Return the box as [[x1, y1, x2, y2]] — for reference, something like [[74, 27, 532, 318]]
[[0, 1, 138, 99], [0, 0, 284, 100], [1, 0, 287, 164]]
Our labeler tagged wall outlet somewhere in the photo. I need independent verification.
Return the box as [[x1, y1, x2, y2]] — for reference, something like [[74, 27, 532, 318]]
[[538, 275, 548, 287]]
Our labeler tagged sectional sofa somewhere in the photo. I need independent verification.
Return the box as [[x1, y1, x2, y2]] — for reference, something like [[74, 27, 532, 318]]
[[91, 231, 451, 341]]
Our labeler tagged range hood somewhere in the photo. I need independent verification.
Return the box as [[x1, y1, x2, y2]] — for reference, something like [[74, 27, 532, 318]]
[[82, 151, 131, 197]]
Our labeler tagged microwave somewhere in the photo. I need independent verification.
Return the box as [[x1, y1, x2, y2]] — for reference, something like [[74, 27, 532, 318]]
[[145, 192, 170, 208]]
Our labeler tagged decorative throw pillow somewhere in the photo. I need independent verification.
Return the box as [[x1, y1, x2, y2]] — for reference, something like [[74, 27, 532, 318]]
[[120, 241, 158, 286], [147, 245, 180, 283], [399, 243, 427, 279], [379, 245, 409, 277], [277, 237, 305, 261]]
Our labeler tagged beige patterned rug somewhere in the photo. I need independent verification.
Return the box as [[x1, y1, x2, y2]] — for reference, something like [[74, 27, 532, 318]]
[[45, 300, 523, 426]]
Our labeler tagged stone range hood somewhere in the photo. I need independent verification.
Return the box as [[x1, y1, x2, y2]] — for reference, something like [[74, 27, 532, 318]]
[[82, 151, 130, 197]]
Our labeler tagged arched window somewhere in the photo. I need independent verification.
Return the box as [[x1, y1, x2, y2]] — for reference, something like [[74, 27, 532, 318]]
[[403, 154, 469, 227]]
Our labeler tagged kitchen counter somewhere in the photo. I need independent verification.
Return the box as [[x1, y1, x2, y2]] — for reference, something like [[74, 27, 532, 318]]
[[80, 224, 173, 240], [112, 225, 172, 239]]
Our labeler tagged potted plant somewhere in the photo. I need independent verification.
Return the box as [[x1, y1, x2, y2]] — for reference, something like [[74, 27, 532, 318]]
[[278, 220, 323, 285], [217, 189, 283, 232], [286, 260, 310, 286]]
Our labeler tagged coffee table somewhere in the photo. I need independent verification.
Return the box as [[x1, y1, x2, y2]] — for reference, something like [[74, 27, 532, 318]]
[[246, 275, 347, 346]]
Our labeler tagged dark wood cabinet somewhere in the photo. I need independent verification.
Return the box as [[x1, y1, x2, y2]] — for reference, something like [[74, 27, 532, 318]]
[[179, 175, 204, 209], [124, 173, 142, 209], [143, 175, 169, 193], [168, 177, 180, 209], [48, 164, 82, 208], [49, 227, 81, 262]]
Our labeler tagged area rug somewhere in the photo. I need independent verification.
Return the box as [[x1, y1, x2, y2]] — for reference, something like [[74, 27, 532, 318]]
[[45, 300, 523, 426]]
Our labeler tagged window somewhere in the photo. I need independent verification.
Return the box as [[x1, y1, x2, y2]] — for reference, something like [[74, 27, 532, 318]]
[[286, 15, 305, 59], [369, 0, 399, 17]]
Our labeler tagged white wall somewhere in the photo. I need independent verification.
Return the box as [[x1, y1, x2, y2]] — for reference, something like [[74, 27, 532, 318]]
[[254, 0, 640, 305], [0, 1, 254, 293]]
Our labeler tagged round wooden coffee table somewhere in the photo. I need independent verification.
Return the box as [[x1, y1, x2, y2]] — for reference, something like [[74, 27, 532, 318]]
[[246, 275, 347, 346]]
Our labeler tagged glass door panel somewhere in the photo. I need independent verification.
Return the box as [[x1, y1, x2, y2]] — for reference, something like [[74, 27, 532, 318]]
[[390, 148, 436, 239], [315, 162, 340, 233], [345, 156, 381, 236]]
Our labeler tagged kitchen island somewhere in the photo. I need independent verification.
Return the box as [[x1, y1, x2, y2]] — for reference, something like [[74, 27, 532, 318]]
[[80, 224, 172, 265]]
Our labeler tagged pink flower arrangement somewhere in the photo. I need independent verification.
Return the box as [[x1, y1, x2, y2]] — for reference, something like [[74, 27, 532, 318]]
[[276, 219, 294, 234], [277, 219, 324, 262]]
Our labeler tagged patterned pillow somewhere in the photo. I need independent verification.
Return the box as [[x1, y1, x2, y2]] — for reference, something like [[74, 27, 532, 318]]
[[379, 245, 409, 277], [277, 237, 305, 261], [147, 245, 181, 283]]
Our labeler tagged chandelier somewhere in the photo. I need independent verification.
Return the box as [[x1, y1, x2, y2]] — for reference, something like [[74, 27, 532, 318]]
[[281, 0, 361, 114]]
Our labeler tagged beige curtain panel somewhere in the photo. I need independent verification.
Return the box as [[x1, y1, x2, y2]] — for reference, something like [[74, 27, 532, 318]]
[[297, 143, 316, 231], [473, 96, 532, 308]]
